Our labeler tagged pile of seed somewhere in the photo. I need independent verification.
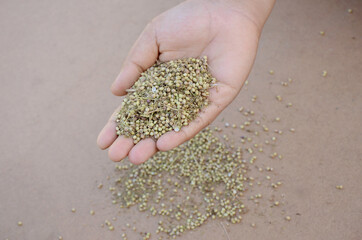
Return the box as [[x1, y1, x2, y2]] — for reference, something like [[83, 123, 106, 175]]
[[116, 57, 216, 143], [112, 128, 250, 238]]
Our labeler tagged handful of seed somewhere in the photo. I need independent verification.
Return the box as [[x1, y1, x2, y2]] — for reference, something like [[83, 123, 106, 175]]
[[113, 128, 249, 238], [116, 57, 216, 143]]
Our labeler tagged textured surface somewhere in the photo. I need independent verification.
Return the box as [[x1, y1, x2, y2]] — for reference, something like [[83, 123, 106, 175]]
[[0, 0, 361, 239]]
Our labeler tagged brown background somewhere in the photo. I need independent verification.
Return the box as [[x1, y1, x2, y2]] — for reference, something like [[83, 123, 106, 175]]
[[0, 0, 361, 239]]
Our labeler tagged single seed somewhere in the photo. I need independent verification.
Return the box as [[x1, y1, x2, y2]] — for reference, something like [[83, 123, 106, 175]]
[[17, 221, 23, 226], [276, 95, 282, 101], [347, 9, 353, 13], [71, 208, 76, 213], [322, 70, 327, 77], [269, 70, 274, 75], [285, 216, 291, 221], [320, 31, 325, 36], [58, 236, 63, 240], [90, 210, 95, 215], [336, 185, 344, 190]]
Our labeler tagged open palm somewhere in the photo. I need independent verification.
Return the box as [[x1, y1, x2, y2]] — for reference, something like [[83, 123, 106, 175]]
[[97, 0, 274, 164]]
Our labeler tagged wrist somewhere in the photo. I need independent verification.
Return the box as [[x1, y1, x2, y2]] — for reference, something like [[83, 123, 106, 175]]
[[217, 0, 276, 30]]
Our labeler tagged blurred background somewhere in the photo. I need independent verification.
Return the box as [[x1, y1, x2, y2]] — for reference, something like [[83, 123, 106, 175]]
[[0, 0, 361, 239]]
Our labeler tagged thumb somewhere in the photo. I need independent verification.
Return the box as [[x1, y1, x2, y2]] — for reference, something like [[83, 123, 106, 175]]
[[111, 22, 159, 96]]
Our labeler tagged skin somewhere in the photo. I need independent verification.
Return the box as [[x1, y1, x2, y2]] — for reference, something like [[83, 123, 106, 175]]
[[97, 0, 275, 164]]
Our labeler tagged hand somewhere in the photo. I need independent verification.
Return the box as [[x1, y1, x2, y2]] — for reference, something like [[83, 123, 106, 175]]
[[97, 0, 275, 164]]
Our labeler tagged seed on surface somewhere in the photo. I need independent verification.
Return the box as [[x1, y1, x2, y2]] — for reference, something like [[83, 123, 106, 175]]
[[276, 95, 282, 102], [98, 183, 103, 189], [347, 9, 353, 13], [58, 236, 63, 240], [336, 185, 344, 190], [285, 216, 291, 221], [322, 70, 327, 77], [274, 201, 280, 206], [108, 226, 114, 231], [320, 31, 325, 36], [71, 208, 76, 213], [17, 221, 23, 226], [251, 223, 256, 227], [287, 102, 293, 107], [269, 70, 274, 75], [90, 210, 95, 215], [289, 128, 295, 132]]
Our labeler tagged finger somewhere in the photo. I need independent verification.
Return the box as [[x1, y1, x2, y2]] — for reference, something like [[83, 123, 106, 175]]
[[157, 101, 222, 151], [97, 105, 123, 150], [111, 23, 159, 96], [128, 138, 158, 165], [108, 136, 134, 162]]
